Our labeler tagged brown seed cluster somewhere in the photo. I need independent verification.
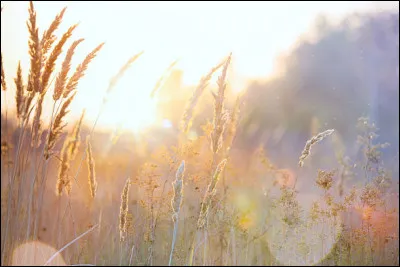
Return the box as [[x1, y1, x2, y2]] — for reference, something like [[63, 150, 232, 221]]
[[316, 169, 336, 191]]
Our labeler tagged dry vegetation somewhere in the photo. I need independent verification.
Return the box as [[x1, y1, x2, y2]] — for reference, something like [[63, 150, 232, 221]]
[[1, 2, 399, 266]]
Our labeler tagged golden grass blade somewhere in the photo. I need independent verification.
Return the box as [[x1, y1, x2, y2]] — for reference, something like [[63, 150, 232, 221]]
[[26, 1, 42, 93], [44, 92, 76, 159], [41, 7, 67, 59], [181, 58, 226, 133], [56, 138, 73, 196], [15, 61, 25, 118], [41, 24, 78, 92], [150, 59, 178, 98], [23, 91, 35, 122], [211, 53, 232, 154], [53, 39, 84, 100], [63, 42, 105, 98], [31, 89, 46, 148], [197, 158, 227, 229], [69, 109, 85, 160], [106, 51, 144, 95]]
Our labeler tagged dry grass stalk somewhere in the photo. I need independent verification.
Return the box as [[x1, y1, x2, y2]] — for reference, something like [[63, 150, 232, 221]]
[[298, 129, 335, 167], [56, 138, 72, 196], [86, 136, 97, 198], [53, 39, 84, 100], [1, 53, 6, 91], [106, 51, 144, 95], [197, 158, 227, 229], [31, 89, 46, 148], [225, 95, 242, 154], [171, 160, 185, 222], [210, 53, 231, 154], [15, 61, 25, 119], [41, 24, 78, 92], [119, 177, 131, 241], [69, 109, 85, 160], [44, 91, 76, 159], [169, 160, 185, 266], [150, 59, 178, 98], [181, 59, 226, 133], [40, 7, 67, 60], [63, 42, 105, 98], [27, 1, 42, 93]]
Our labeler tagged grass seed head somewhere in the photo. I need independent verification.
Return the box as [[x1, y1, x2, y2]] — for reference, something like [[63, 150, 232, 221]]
[[119, 177, 131, 241], [299, 129, 335, 167], [172, 160, 185, 222]]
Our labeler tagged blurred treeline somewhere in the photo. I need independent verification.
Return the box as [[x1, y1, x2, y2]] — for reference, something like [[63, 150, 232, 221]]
[[152, 9, 399, 174]]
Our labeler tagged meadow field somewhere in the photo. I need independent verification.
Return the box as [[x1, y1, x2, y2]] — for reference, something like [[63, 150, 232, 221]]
[[1, 1, 399, 266]]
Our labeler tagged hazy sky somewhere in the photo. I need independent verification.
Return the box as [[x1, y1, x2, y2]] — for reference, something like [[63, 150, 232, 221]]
[[1, 1, 398, 131]]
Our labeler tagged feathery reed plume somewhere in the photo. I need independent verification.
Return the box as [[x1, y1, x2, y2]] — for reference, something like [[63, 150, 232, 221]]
[[171, 160, 185, 222], [188, 159, 227, 266], [298, 129, 335, 167], [56, 137, 72, 196], [169, 160, 185, 266], [53, 39, 84, 100], [15, 61, 25, 119], [63, 42, 105, 98], [44, 92, 76, 159], [151, 59, 178, 98], [106, 51, 144, 95], [119, 177, 131, 241], [225, 95, 242, 154], [86, 136, 97, 198], [41, 24, 78, 92], [181, 59, 226, 133], [210, 53, 231, 154], [31, 89, 46, 148], [23, 91, 35, 122], [197, 158, 227, 229], [69, 109, 85, 160], [40, 7, 67, 60], [27, 1, 42, 93], [1, 53, 6, 91]]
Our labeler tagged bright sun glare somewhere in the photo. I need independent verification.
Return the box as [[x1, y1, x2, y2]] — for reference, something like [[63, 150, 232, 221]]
[[99, 56, 161, 133], [1, 1, 396, 133]]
